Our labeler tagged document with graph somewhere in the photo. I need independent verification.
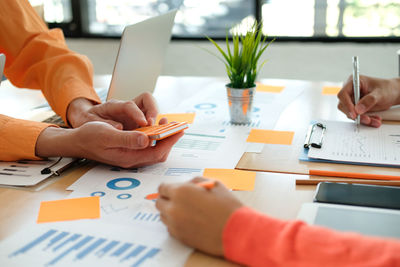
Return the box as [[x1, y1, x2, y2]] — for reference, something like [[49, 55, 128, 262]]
[[308, 120, 400, 167], [0, 220, 191, 267]]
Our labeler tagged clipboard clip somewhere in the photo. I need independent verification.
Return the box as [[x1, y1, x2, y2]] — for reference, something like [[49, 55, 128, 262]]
[[304, 122, 326, 149]]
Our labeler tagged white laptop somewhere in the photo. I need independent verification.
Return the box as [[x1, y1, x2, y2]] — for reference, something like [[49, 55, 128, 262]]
[[0, 10, 176, 125], [107, 9, 177, 101]]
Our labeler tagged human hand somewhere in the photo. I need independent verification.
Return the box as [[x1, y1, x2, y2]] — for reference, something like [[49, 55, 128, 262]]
[[67, 92, 159, 129], [337, 75, 400, 127], [36, 121, 183, 168], [155, 177, 243, 256]]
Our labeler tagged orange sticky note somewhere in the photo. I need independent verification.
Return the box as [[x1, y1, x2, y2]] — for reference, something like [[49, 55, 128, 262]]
[[322, 86, 341, 95], [156, 113, 196, 124], [246, 129, 294, 145], [203, 169, 256, 191], [256, 83, 285, 93], [37, 196, 100, 223]]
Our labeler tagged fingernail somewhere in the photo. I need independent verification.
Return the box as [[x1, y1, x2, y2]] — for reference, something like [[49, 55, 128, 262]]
[[350, 111, 356, 119], [356, 104, 366, 114], [360, 116, 369, 124], [371, 120, 381, 128], [139, 135, 148, 147]]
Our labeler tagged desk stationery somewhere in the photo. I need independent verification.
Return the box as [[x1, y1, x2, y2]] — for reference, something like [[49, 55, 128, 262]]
[[0, 75, 397, 266], [0, 163, 314, 266], [235, 79, 400, 177]]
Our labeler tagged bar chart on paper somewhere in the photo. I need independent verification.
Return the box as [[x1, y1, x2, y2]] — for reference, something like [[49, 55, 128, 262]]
[[133, 212, 161, 222], [6, 228, 162, 267]]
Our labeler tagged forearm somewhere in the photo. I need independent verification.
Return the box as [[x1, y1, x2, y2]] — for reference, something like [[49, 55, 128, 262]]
[[66, 98, 96, 127], [35, 127, 77, 158], [223, 207, 400, 266], [0, 0, 101, 124]]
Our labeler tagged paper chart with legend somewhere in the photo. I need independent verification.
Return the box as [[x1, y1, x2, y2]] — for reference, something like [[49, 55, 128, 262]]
[[170, 81, 304, 133], [66, 164, 191, 232], [0, 220, 191, 267], [308, 120, 400, 166]]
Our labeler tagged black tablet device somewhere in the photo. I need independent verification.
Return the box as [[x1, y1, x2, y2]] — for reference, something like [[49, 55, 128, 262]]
[[314, 182, 400, 210]]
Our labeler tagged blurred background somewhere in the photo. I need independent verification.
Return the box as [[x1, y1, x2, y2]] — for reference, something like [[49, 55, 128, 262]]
[[29, 0, 400, 82]]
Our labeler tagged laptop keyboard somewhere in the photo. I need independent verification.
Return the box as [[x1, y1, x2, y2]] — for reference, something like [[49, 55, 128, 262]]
[[42, 88, 108, 127], [43, 114, 67, 127]]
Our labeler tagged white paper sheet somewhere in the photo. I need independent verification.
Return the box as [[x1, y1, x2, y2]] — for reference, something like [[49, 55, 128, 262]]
[[66, 165, 192, 233], [165, 128, 248, 169], [61, 165, 194, 267], [0, 220, 192, 267], [163, 79, 304, 153], [68, 164, 192, 192], [0, 158, 75, 187], [308, 120, 400, 166]]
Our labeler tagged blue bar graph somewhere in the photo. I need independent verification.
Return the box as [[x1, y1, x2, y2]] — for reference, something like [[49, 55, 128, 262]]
[[152, 214, 160, 221], [132, 248, 160, 267], [53, 234, 81, 252], [95, 240, 119, 257], [134, 212, 142, 220], [8, 229, 163, 267], [133, 212, 161, 222], [222, 120, 260, 128], [111, 243, 133, 257], [75, 238, 106, 260], [121, 245, 146, 262], [46, 236, 94, 266], [45, 232, 69, 250], [9, 229, 57, 257]]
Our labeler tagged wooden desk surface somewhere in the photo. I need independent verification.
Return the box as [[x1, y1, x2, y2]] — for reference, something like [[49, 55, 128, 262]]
[[0, 164, 314, 266], [0, 75, 394, 265]]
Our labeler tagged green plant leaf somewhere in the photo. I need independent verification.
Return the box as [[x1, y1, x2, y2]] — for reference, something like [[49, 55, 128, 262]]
[[206, 36, 230, 65], [204, 20, 274, 89]]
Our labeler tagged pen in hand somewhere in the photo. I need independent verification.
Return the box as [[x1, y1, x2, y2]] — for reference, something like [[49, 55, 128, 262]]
[[146, 180, 216, 200], [352, 56, 360, 130]]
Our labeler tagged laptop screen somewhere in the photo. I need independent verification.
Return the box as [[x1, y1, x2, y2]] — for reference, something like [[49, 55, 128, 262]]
[[106, 10, 177, 101], [0, 54, 5, 85]]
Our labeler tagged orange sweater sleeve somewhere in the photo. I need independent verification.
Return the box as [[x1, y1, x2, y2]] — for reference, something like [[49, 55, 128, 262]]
[[223, 207, 400, 267], [0, 0, 101, 124], [0, 115, 54, 161], [0, 0, 101, 161]]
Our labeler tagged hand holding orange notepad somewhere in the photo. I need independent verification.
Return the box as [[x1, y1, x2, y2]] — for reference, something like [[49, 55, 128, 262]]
[[135, 121, 188, 141]]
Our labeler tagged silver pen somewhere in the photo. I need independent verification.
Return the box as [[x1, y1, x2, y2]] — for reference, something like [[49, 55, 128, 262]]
[[352, 56, 360, 129]]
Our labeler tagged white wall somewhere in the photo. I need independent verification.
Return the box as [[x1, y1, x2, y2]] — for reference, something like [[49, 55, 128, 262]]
[[66, 38, 399, 83]]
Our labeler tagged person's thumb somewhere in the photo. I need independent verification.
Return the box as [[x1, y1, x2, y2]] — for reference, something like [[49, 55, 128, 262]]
[[355, 91, 380, 115], [108, 130, 149, 149]]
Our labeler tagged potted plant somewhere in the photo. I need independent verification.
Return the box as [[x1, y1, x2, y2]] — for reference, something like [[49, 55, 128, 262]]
[[207, 21, 274, 124]]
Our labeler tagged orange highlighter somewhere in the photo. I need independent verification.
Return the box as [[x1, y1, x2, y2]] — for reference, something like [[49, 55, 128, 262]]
[[146, 180, 216, 200]]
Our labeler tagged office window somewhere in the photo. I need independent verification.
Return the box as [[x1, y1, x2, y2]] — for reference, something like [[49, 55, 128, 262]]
[[261, 0, 400, 39], [84, 0, 255, 38], [29, 0, 72, 23], [33, 0, 400, 41]]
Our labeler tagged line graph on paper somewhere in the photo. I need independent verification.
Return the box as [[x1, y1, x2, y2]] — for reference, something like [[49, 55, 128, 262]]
[[308, 120, 400, 166], [388, 134, 400, 161], [334, 134, 370, 158]]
